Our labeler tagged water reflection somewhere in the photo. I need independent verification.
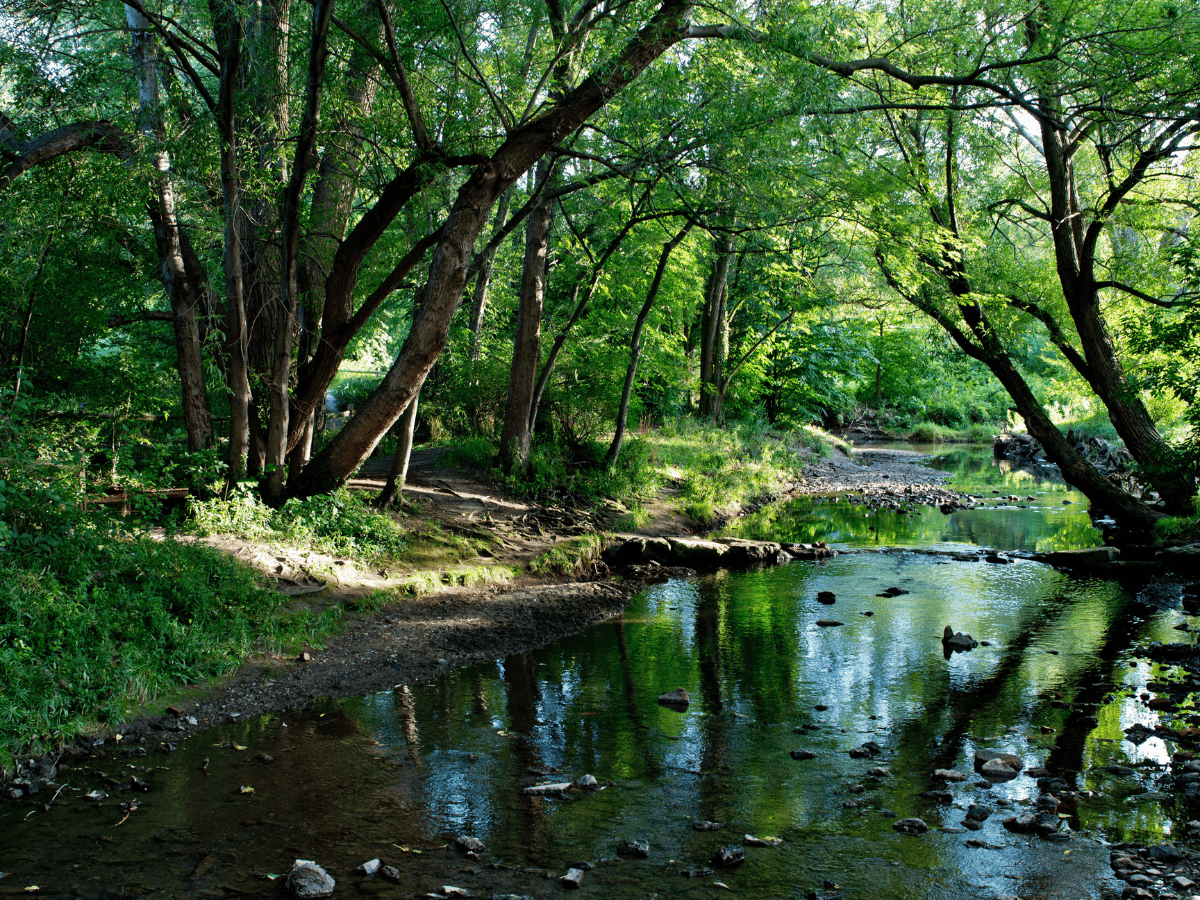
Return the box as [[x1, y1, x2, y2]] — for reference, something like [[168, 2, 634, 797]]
[[736, 444, 1100, 552]]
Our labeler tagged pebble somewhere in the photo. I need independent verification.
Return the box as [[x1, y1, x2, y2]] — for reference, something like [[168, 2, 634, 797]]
[[357, 859, 381, 876]]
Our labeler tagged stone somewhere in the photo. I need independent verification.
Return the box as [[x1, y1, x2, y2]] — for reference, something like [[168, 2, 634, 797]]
[[380, 866, 402, 884], [718, 539, 783, 565], [711, 846, 745, 867], [867, 767, 890, 777], [816, 619, 844, 627], [920, 790, 953, 804], [791, 750, 817, 760], [616, 839, 649, 858], [667, 537, 729, 565], [1002, 813, 1037, 833], [817, 591, 837, 604], [744, 834, 782, 847], [965, 805, 992, 822], [522, 782, 572, 795], [455, 835, 485, 853], [893, 818, 929, 834], [658, 689, 690, 709], [1039, 547, 1120, 567], [574, 774, 598, 789], [441, 888, 470, 898], [560, 868, 585, 889], [357, 859, 381, 876], [1172, 876, 1195, 891], [1148, 845, 1186, 863], [286, 860, 335, 899], [942, 626, 978, 651], [680, 869, 715, 878], [693, 820, 723, 831], [1121, 888, 1152, 900], [934, 768, 968, 782]]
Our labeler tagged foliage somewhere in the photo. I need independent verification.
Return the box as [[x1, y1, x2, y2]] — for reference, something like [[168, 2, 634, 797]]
[[190, 487, 408, 563]]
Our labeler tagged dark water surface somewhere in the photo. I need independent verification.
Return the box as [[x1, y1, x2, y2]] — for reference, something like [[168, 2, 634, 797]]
[[1, 448, 1189, 899]]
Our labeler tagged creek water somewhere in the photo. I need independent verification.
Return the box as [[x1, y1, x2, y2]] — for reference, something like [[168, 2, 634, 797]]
[[1, 446, 1190, 899]]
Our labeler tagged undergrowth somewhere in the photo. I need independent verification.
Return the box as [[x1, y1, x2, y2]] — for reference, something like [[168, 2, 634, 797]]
[[190, 486, 408, 562]]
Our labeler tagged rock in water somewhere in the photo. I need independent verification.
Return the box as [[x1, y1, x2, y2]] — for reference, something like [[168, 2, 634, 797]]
[[892, 818, 929, 834], [454, 834, 485, 853], [560, 868, 585, 889], [791, 749, 817, 760], [942, 625, 978, 651], [286, 860, 335, 898], [711, 846, 745, 867], [356, 858, 381, 876], [574, 774, 598, 789], [616, 839, 650, 858], [658, 689, 690, 708], [817, 591, 837, 604], [816, 619, 844, 627]]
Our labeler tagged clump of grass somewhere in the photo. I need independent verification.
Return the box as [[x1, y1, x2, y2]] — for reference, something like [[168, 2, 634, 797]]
[[528, 534, 605, 575], [190, 486, 408, 563], [908, 421, 953, 443]]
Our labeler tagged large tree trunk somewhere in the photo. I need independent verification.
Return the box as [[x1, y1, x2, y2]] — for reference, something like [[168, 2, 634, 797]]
[[500, 159, 555, 474], [262, 0, 335, 505], [126, 4, 213, 453], [606, 222, 693, 469], [288, 0, 699, 499]]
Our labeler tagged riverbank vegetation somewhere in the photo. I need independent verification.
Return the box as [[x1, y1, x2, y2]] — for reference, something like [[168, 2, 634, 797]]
[[3, 0, 1200, 763]]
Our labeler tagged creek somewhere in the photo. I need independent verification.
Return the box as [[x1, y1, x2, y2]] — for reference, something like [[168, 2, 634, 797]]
[[1, 446, 1191, 899]]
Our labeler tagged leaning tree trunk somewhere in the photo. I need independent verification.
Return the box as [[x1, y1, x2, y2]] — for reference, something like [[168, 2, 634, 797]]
[[376, 390, 419, 508], [606, 221, 693, 469], [469, 189, 513, 360]]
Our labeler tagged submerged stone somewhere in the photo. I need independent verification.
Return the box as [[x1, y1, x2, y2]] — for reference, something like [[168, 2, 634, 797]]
[[286, 860, 335, 899]]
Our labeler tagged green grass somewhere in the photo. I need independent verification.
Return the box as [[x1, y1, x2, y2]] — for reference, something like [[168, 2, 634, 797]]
[[640, 420, 837, 525], [0, 528, 340, 769], [190, 486, 409, 563], [528, 534, 606, 575], [906, 420, 996, 443]]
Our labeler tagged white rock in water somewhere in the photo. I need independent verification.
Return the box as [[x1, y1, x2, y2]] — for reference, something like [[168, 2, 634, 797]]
[[574, 774, 598, 788], [286, 860, 335, 899], [356, 858, 380, 876], [522, 782, 573, 795]]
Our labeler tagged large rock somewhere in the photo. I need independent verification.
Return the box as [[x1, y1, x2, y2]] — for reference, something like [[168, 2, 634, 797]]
[[286, 860, 335, 899], [942, 626, 978, 651], [668, 537, 729, 565], [1038, 547, 1120, 568], [893, 818, 929, 834], [716, 538, 782, 565]]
